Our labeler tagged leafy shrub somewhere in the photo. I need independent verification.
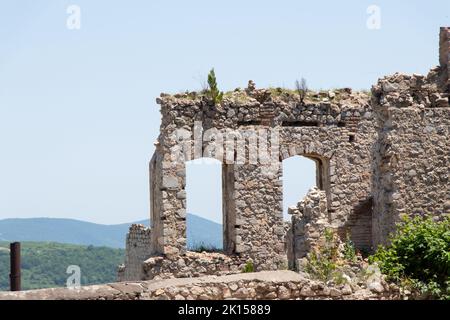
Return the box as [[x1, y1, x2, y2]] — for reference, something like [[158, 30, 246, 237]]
[[343, 232, 357, 262], [205, 68, 223, 105], [305, 229, 340, 281], [369, 215, 450, 300], [242, 261, 255, 273]]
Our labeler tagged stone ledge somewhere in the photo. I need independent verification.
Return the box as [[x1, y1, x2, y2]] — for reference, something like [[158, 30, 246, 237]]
[[0, 271, 406, 300]]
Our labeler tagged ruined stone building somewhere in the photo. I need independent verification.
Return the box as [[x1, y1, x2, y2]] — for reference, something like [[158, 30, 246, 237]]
[[118, 28, 450, 281]]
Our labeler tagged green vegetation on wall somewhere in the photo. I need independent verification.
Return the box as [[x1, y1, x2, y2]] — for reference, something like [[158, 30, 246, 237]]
[[205, 68, 223, 105]]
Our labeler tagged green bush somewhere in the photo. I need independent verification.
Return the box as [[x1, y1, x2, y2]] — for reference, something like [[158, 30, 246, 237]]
[[305, 229, 340, 281], [343, 232, 357, 263], [242, 261, 255, 273], [369, 215, 450, 299], [205, 68, 223, 105]]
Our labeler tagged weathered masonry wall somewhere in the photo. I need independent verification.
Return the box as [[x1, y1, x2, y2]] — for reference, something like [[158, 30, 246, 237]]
[[440, 27, 450, 91], [372, 68, 450, 245], [287, 187, 331, 269], [277, 102, 375, 251], [118, 28, 450, 282], [117, 87, 376, 281], [0, 271, 409, 301], [118, 225, 152, 281]]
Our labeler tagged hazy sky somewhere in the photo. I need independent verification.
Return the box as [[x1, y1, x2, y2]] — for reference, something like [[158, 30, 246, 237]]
[[0, 1, 448, 224]]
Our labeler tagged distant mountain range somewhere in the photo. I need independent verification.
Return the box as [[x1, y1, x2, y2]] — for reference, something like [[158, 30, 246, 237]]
[[0, 214, 222, 249]]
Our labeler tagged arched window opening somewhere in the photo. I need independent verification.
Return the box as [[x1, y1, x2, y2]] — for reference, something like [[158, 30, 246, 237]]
[[282, 156, 318, 221]]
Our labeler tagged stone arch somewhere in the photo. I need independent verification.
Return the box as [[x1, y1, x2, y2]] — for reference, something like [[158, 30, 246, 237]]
[[281, 155, 317, 220], [280, 147, 332, 210]]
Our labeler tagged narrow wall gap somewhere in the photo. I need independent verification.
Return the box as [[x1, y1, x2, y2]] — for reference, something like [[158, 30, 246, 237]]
[[185, 158, 223, 251], [281, 121, 319, 127]]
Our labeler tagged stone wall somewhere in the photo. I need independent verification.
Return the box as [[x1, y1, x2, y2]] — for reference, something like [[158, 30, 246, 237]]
[[142, 251, 246, 280], [231, 163, 286, 270], [440, 27, 450, 91], [372, 67, 450, 245], [118, 224, 152, 281], [0, 271, 408, 300], [119, 27, 449, 282], [287, 187, 331, 269], [131, 87, 376, 282]]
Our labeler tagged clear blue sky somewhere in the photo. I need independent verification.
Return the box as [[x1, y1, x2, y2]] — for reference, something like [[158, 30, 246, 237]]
[[0, 0, 448, 224]]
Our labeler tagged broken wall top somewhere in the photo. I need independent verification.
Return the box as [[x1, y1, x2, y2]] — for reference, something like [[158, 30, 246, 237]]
[[372, 68, 450, 111], [155, 87, 372, 131]]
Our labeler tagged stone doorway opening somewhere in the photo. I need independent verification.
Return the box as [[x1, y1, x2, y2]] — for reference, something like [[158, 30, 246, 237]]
[[282, 155, 318, 221], [185, 158, 223, 252]]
